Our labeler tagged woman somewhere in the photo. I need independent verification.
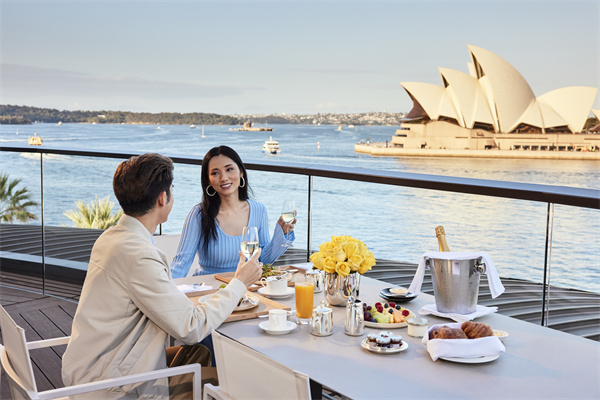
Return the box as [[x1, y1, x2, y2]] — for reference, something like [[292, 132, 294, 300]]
[[171, 145, 296, 278]]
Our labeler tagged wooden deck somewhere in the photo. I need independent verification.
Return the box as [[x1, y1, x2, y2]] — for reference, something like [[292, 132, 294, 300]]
[[1, 237, 599, 397]]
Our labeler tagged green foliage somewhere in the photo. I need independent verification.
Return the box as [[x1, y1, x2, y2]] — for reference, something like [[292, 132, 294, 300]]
[[64, 196, 123, 229], [0, 105, 243, 126], [0, 115, 32, 124], [0, 172, 39, 223]]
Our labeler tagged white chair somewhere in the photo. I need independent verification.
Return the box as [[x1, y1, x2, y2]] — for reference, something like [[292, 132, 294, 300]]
[[154, 233, 201, 277], [203, 329, 311, 400], [0, 305, 202, 400]]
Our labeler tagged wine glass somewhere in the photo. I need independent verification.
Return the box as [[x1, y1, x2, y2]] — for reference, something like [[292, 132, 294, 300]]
[[241, 226, 259, 260], [281, 200, 296, 247]]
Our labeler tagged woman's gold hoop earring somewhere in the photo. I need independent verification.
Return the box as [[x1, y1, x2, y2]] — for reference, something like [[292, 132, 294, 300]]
[[240, 176, 246, 188], [206, 185, 217, 197]]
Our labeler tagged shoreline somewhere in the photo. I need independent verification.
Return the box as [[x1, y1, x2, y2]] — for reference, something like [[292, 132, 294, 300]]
[[355, 143, 600, 160]]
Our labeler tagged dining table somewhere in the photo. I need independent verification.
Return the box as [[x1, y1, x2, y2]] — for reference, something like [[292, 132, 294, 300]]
[[175, 272, 600, 399]]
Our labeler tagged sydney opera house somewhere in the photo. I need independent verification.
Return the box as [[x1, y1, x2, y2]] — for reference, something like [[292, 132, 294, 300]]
[[357, 45, 599, 159]]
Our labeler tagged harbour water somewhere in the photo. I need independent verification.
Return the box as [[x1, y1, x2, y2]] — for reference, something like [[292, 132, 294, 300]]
[[1, 123, 599, 293]]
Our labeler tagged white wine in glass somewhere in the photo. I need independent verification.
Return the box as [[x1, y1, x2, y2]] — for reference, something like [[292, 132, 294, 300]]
[[281, 200, 296, 247], [241, 226, 259, 260]]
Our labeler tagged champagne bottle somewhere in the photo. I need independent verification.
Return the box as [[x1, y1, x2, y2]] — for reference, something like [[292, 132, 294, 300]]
[[435, 226, 451, 252]]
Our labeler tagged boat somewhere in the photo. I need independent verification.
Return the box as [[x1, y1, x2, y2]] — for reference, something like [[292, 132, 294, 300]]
[[28, 133, 43, 146], [190, 125, 196, 129], [262, 137, 281, 154], [231, 121, 273, 132], [337, 125, 343, 131], [201, 125, 206, 138]]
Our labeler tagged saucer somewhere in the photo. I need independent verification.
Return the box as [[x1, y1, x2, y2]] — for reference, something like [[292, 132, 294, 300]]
[[379, 288, 418, 303], [259, 320, 297, 335], [257, 287, 295, 298]]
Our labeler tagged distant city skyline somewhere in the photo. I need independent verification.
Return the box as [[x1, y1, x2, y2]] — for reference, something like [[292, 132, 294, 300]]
[[1, 1, 598, 115]]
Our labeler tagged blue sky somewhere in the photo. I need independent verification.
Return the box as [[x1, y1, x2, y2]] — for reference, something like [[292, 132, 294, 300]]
[[1, 0, 598, 115]]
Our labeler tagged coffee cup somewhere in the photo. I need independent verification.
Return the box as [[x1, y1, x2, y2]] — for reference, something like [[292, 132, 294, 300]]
[[261, 276, 287, 294], [268, 309, 288, 330]]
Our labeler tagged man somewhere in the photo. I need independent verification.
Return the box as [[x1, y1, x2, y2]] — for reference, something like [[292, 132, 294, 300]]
[[62, 153, 261, 399]]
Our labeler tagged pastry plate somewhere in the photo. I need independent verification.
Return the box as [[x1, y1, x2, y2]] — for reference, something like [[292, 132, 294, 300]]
[[361, 339, 408, 354], [259, 320, 297, 335], [234, 294, 260, 312], [257, 287, 295, 299], [440, 354, 500, 363]]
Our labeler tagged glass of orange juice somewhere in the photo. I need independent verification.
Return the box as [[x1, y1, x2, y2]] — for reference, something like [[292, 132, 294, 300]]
[[295, 281, 315, 324]]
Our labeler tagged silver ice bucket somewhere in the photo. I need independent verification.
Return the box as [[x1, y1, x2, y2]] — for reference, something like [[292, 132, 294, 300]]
[[425, 256, 486, 314]]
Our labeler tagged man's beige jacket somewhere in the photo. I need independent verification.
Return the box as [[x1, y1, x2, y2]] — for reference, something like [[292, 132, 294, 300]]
[[62, 214, 246, 399]]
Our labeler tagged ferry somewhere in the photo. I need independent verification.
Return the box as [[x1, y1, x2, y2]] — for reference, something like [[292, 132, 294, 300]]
[[262, 137, 281, 154], [28, 133, 43, 146], [231, 121, 273, 132]]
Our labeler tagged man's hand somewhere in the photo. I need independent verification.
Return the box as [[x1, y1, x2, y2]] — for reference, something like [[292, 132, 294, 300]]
[[234, 248, 262, 288]]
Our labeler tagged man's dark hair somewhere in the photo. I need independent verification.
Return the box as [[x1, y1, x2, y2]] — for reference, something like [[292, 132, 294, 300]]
[[113, 153, 174, 217]]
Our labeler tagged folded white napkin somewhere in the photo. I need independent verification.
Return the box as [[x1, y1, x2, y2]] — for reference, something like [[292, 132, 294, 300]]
[[422, 322, 506, 361], [408, 251, 505, 298], [419, 303, 497, 323], [290, 262, 314, 272], [176, 284, 213, 294]]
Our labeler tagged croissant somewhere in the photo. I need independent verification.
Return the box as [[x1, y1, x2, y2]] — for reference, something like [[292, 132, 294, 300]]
[[429, 326, 468, 340], [461, 321, 493, 339]]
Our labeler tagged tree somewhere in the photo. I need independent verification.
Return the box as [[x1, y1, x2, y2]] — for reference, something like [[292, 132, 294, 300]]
[[0, 172, 39, 223], [64, 196, 123, 229]]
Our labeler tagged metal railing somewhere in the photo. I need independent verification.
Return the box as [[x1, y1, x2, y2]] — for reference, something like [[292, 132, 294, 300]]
[[2, 144, 599, 325]]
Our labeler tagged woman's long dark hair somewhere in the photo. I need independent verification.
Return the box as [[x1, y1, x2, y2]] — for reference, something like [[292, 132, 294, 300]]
[[200, 146, 251, 254]]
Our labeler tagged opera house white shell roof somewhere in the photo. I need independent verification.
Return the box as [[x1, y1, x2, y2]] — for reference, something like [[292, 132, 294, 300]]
[[401, 45, 598, 134]]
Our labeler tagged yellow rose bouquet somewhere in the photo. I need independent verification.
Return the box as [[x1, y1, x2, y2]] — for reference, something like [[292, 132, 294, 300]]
[[310, 235, 376, 277]]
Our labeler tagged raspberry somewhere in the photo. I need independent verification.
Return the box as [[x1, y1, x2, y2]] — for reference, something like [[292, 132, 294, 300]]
[[402, 309, 410, 316], [375, 302, 381, 307], [389, 302, 396, 308]]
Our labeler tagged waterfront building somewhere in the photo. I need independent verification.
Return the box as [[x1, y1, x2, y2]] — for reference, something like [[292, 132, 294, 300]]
[[356, 45, 599, 159]]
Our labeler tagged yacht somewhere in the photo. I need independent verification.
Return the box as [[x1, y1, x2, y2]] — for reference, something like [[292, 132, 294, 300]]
[[262, 137, 281, 154]]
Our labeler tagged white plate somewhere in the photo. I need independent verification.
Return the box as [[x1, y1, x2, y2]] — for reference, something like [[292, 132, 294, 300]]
[[440, 354, 500, 363], [234, 294, 260, 312], [257, 287, 295, 298], [364, 320, 409, 329], [361, 339, 409, 354], [259, 320, 297, 335]]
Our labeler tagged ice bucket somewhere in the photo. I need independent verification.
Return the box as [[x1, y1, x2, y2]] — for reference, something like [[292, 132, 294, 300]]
[[425, 256, 486, 314]]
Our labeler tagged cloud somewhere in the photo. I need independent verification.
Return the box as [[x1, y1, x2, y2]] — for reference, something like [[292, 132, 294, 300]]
[[1, 64, 261, 102]]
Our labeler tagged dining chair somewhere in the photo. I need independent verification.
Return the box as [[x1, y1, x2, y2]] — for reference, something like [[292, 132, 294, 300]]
[[0, 304, 202, 400], [203, 329, 311, 400]]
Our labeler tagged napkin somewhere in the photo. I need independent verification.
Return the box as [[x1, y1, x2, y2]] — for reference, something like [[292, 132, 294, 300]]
[[408, 251, 505, 298], [289, 262, 314, 272], [421, 322, 506, 361], [419, 303, 497, 323], [177, 284, 213, 294]]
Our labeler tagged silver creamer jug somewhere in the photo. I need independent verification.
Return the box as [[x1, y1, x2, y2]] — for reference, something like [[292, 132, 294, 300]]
[[344, 296, 364, 336], [310, 300, 333, 336]]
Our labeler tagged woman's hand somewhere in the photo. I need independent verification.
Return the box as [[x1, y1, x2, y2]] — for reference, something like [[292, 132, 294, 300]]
[[234, 248, 262, 288], [277, 215, 296, 235]]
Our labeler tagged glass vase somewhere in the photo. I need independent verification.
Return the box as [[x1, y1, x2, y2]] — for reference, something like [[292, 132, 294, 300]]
[[324, 272, 360, 306]]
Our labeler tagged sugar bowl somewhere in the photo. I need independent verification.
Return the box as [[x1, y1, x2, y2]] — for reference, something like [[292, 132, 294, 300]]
[[310, 300, 333, 336]]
